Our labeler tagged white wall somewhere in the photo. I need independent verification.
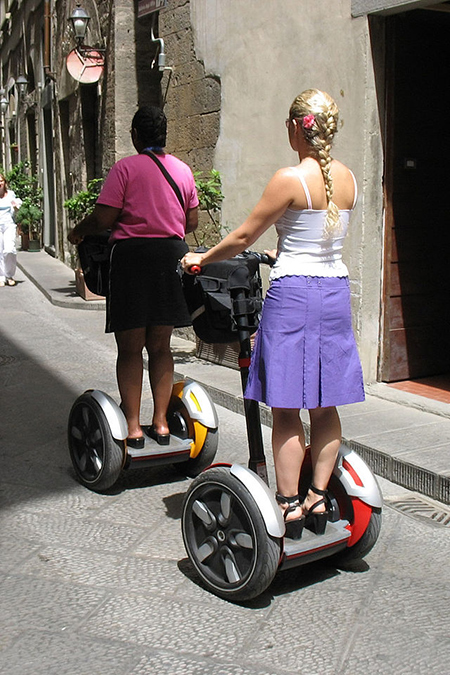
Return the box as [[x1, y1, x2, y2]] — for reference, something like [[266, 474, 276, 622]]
[[189, 0, 384, 382]]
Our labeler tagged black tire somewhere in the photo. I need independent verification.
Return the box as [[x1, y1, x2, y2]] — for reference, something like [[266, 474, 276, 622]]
[[168, 398, 218, 477], [178, 428, 219, 477], [68, 393, 125, 491], [182, 467, 281, 602], [330, 509, 382, 566]]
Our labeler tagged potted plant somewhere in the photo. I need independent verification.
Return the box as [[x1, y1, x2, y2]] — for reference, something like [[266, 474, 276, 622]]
[[14, 199, 43, 251], [64, 178, 104, 300], [6, 161, 43, 251]]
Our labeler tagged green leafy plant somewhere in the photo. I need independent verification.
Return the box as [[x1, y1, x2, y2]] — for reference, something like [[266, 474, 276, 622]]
[[6, 161, 43, 207], [4, 162, 44, 240], [63, 178, 103, 222], [14, 200, 43, 238], [192, 169, 224, 246]]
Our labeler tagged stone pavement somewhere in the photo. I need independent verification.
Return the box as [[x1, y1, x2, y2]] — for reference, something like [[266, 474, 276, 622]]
[[17, 249, 450, 505], [1, 249, 449, 675]]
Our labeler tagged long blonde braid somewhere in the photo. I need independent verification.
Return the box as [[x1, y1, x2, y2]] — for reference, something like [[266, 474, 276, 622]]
[[289, 89, 340, 237]]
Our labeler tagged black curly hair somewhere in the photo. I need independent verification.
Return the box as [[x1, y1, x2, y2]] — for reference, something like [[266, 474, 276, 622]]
[[131, 106, 167, 148]]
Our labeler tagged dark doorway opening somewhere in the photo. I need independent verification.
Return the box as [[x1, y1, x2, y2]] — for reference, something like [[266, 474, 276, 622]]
[[380, 8, 450, 383], [80, 84, 99, 181]]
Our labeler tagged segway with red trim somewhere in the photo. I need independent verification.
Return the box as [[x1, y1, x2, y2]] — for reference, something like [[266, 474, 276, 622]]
[[180, 252, 382, 602]]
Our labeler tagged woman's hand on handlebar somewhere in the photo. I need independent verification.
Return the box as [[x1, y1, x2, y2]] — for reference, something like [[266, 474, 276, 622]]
[[181, 251, 204, 274], [67, 228, 84, 245], [264, 249, 277, 263]]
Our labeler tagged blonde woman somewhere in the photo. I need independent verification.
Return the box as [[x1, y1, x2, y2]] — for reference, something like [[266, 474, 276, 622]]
[[181, 89, 364, 539], [0, 173, 22, 287]]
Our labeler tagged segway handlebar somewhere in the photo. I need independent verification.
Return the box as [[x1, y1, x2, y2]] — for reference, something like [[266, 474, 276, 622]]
[[185, 250, 274, 275], [252, 252, 274, 267]]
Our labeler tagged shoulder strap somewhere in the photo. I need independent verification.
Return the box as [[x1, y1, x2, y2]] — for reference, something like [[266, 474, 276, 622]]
[[293, 168, 313, 209], [349, 169, 358, 209], [141, 150, 185, 211]]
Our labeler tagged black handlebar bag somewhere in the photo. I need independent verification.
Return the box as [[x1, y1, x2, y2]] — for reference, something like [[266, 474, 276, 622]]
[[181, 252, 263, 344], [77, 231, 111, 297]]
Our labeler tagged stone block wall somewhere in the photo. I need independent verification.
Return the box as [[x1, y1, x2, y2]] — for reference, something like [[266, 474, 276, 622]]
[[159, 0, 222, 245]]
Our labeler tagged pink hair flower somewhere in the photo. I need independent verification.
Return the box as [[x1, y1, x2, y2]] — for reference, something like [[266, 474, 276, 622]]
[[302, 114, 315, 129]]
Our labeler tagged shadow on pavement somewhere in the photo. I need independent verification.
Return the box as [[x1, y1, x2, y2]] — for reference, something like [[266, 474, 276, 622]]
[[0, 327, 189, 510], [175, 550, 368, 609]]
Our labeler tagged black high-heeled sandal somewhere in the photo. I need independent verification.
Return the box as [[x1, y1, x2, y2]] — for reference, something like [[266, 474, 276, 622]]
[[143, 425, 170, 446], [303, 485, 329, 535], [275, 493, 305, 540]]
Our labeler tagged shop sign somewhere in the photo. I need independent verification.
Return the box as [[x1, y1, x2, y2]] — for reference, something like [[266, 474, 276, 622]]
[[138, 0, 167, 18]]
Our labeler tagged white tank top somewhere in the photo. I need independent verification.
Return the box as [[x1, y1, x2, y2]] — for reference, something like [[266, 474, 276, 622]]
[[270, 168, 357, 281]]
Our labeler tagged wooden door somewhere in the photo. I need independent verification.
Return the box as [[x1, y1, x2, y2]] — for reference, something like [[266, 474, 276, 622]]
[[381, 9, 450, 382]]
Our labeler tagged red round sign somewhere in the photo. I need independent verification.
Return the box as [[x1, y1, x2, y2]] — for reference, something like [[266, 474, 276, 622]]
[[66, 48, 104, 84]]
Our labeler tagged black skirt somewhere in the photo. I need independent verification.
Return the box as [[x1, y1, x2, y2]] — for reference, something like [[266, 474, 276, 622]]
[[106, 237, 191, 333]]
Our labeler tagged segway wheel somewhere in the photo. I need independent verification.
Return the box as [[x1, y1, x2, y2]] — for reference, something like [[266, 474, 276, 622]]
[[182, 467, 281, 602], [68, 392, 125, 492], [168, 399, 218, 477], [330, 509, 382, 566]]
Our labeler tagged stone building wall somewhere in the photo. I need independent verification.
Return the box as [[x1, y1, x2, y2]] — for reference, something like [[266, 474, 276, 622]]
[[159, 0, 221, 171], [158, 0, 222, 244]]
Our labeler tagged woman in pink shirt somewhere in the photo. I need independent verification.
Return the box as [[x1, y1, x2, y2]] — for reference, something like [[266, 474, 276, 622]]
[[69, 106, 198, 448]]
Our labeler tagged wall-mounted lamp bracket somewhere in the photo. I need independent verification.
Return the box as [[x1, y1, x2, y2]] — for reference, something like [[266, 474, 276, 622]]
[[76, 44, 106, 59], [67, 4, 106, 82]]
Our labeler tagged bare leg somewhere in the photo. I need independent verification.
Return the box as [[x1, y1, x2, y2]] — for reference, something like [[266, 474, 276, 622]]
[[271, 407, 305, 521], [303, 406, 341, 513], [145, 325, 174, 435], [115, 327, 146, 439]]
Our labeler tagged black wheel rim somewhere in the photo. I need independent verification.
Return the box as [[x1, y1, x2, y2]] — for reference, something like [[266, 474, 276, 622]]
[[69, 403, 106, 482], [184, 481, 258, 591]]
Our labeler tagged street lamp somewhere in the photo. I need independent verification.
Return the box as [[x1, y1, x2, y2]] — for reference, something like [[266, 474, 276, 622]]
[[16, 74, 28, 96], [0, 88, 7, 115], [69, 5, 90, 45]]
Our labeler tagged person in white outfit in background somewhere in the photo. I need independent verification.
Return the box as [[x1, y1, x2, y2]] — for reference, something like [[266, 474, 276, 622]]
[[0, 172, 22, 287]]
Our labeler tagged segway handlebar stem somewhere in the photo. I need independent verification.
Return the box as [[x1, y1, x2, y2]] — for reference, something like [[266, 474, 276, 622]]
[[185, 251, 271, 483]]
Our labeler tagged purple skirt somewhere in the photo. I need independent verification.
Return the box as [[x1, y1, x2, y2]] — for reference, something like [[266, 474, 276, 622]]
[[244, 276, 365, 409]]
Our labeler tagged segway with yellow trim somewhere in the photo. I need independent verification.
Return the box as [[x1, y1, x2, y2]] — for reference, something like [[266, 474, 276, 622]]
[[68, 379, 218, 492]]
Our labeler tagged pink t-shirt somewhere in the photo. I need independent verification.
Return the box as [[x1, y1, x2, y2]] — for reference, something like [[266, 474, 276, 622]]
[[97, 152, 199, 241]]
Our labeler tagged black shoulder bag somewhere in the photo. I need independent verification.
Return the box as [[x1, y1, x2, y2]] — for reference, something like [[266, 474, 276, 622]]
[[78, 152, 185, 296]]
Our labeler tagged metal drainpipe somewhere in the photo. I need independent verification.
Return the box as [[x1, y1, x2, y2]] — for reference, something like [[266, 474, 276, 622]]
[[43, 0, 56, 80]]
